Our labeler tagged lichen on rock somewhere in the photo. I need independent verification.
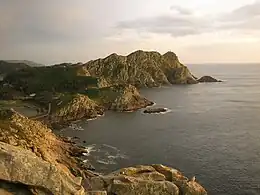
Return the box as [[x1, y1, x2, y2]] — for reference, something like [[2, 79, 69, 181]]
[[89, 164, 207, 195]]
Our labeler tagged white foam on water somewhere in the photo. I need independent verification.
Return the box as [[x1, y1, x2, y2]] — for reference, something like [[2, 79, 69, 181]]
[[102, 144, 119, 151], [69, 123, 84, 131], [146, 102, 156, 108], [87, 117, 98, 121], [97, 159, 116, 165], [84, 144, 97, 154]]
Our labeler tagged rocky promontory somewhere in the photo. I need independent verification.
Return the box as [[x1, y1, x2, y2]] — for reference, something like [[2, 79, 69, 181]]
[[84, 50, 198, 87]]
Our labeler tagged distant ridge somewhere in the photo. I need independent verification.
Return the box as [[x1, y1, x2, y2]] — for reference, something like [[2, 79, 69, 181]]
[[84, 50, 198, 87], [3, 60, 45, 67]]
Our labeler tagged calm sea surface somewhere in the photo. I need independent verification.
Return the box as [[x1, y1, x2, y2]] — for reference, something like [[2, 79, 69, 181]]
[[61, 64, 260, 195]]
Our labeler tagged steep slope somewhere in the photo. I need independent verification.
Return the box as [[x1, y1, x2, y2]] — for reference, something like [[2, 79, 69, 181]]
[[0, 109, 90, 194], [86, 84, 153, 111], [84, 50, 198, 87]]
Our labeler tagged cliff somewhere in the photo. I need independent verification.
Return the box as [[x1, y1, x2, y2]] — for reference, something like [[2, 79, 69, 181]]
[[0, 109, 91, 194], [49, 93, 104, 127], [84, 50, 198, 87], [0, 109, 207, 195], [87, 84, 153, 111]]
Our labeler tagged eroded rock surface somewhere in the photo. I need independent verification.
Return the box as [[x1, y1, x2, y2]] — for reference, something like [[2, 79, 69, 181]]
[[85, 50, 198, 87], [0, 142, 84, 195], [89, 164, 207, 195]]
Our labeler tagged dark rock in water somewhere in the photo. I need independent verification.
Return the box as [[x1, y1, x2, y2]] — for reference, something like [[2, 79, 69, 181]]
[[198, 76, 221, 83], [144, 108, 168, 114], [83, 140, 87, 143]]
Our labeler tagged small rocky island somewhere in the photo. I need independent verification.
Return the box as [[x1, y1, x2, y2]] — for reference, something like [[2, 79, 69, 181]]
[[198, 76, 222, 83], [0, 51, 217, 194], [144, 107, 168, 114]]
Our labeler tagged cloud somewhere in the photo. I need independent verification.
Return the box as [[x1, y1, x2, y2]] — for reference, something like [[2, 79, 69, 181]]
[[116, 1, 260, 37], [117, 9, 212, 37], [221, 1, 260, 21], [0, 1, 103, 47], [170, 6, 193, 15]]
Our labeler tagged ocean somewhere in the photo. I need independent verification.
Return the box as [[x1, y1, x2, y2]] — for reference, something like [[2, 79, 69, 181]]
[[60, 64, 260, 195]]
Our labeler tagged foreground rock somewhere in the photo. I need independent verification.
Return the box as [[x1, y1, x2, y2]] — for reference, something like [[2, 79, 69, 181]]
[[0, 109, 207, 194], [144, 107, 168, 114], [197, 76, 221, 83], [0, 109, 95, 193], [0, 142, 84, 195], [90, 164, 207, 195]]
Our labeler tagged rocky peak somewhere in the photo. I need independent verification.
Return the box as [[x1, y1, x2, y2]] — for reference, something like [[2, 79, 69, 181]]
[[163, 51, 178, 61], [84, 50, 197, 87]]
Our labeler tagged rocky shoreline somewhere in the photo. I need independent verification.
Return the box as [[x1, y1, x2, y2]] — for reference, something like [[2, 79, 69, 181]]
[[0, 50, 221, 194], [0, 109, 207, 195]]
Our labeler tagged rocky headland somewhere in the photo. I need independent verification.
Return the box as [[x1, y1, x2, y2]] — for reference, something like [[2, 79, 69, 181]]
[[0, 109, 207, 194], [0, 50, 219, 194]]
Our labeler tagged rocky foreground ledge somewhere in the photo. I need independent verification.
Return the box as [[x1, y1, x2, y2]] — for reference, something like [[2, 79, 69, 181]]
[[0, 109, 207, 195], [89, 164, 207, 195]]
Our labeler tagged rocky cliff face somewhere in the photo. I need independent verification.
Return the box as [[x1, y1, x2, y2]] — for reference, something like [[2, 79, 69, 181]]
[[0, 142, 84, 195], [94, 84, 153, 111], [0, 109, 93, 194], [84, 50, 198, 87], [50, 94, 104, 126], [0, 109, 207, 194]]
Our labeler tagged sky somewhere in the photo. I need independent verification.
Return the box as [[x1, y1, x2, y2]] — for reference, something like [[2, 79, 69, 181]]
[[1, 0, 260, 64]]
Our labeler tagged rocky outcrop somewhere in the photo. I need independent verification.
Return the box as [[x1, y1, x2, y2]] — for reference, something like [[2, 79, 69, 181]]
[[98, 85, 153, 111], [197, 76, 221, 83], [0, 142, 84, 195], [144, 107, 168, 114], [89, 164, 207, 195], [50, 94, 104, 126], [84, 50, 198, 87], [0, 109, 95, 193], [0, 109, 208, 194]]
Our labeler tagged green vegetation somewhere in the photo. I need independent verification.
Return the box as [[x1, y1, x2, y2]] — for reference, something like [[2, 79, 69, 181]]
[[4, 65, 98, 94]]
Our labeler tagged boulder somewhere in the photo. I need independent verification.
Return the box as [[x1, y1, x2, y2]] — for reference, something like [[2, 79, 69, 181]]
[[197, 76, 221, 83], [144, 108, 168, 114], [89, 165, 207, 195], [0, 142, 85, 195]]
